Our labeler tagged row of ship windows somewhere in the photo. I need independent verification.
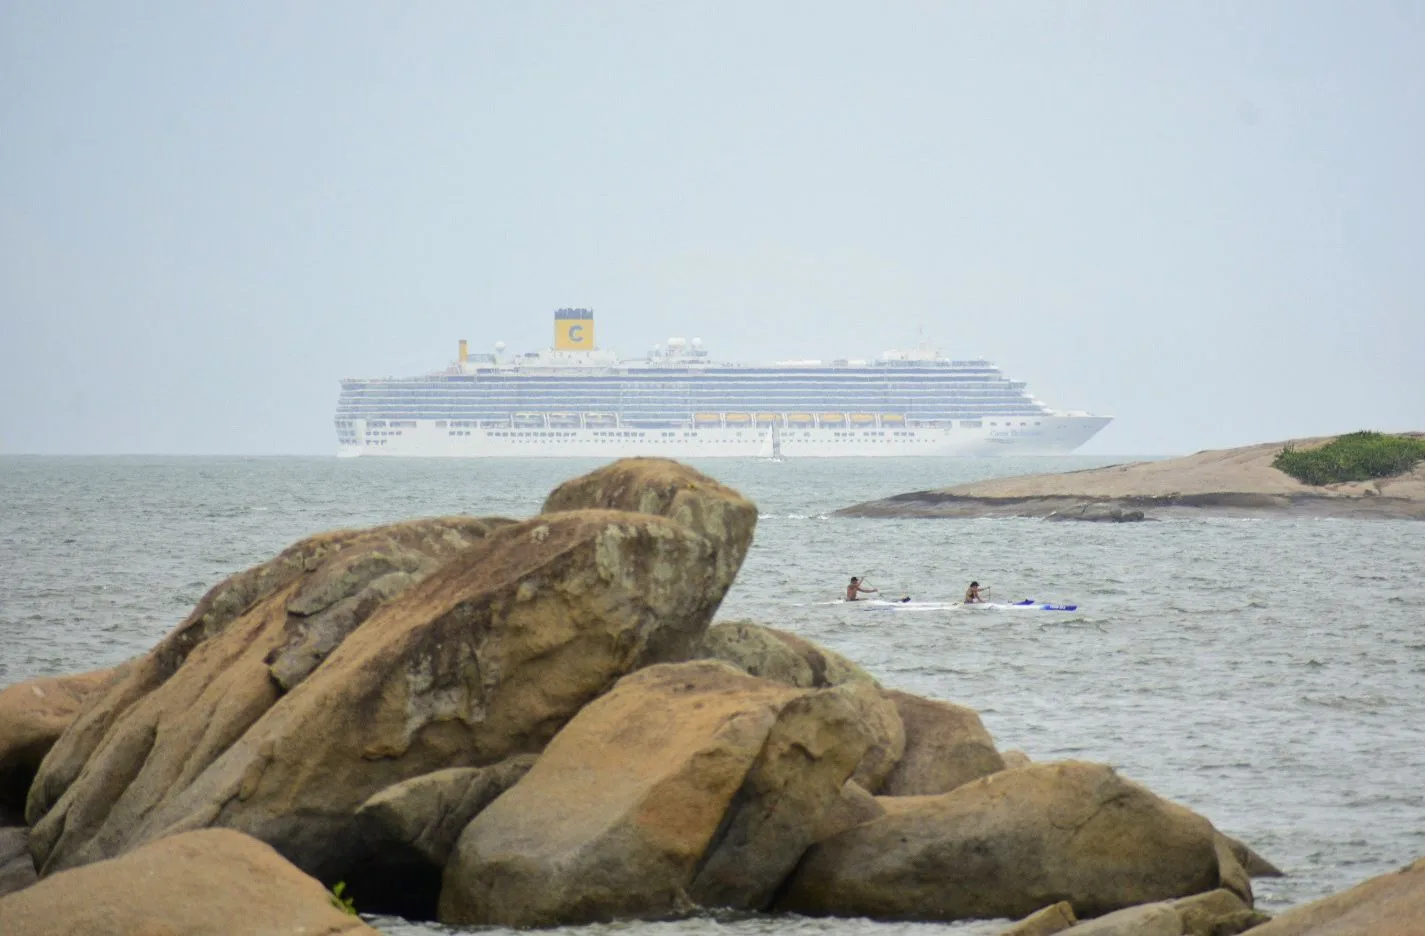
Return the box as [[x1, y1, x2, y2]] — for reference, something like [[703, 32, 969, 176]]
[[345, 413, 1047, 424], [345, 376, 1015, 390], [339, 383, 1033, 393], [342, 398, 1048, 410], [344, 406, 1047, 419], [342, 390, 1035, 402], [352, 420, 1042, 439], [411, 435, 951, 445], [346, 372, 1013, 383]]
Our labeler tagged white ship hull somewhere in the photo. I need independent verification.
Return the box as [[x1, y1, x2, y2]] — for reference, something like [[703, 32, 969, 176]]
[[338, 415, 1110, 458]]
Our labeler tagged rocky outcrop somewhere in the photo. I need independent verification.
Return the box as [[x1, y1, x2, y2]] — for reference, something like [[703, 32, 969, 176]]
[[25, 515, 503, 874], [348, 755, 536, 918], [835, 436, 1425, 520], [0, 828, 378, 935], [0, 669, 113, 825], [878, 690, 1004, 796], [29, 511, 749, 881], [692, 620, 877, 689], [439, 661, 880, 926], [25, 459, 758, 885], [27, 517, 499, 828], [777, 761, 1250, 922], [6, 457, 1301, 931], [1243, 855, 1425, 935]]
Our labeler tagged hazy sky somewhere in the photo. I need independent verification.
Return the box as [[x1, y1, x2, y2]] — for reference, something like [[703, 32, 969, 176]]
[[2, 2, 1421, 455]]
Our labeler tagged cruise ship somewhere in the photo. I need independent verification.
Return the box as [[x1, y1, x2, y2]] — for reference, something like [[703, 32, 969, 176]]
[[334, 309, 1111, 457]]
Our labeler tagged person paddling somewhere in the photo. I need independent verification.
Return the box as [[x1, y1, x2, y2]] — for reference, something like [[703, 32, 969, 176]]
[[964, 581, 987, 604], [846, 577, 878, 601]]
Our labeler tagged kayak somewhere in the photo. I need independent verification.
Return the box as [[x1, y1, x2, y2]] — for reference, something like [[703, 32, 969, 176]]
[[842, 598, 958, 611], [960, 599, 1078, 612], [841, 598, 1077, 612]]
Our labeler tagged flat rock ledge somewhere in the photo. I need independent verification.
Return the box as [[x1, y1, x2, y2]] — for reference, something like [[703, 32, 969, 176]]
[[835, 437, 1425, 521]]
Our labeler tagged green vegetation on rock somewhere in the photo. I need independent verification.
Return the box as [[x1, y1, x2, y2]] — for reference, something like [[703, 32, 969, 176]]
[[329, 880, 357, 915], [1273, 432, 1425, 486]]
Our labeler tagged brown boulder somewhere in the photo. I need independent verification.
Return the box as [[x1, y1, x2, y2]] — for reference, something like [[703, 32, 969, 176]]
[[439, 661, 877, 926], [0, 669, 113, 825], [348, 754, 536, 918], [1243, 855, 1425, 936], [27, 517, 496, 829], [30, 506, 748, 883], [778, 761, 1243, 922], [26, 516, 500, 874], [689, 622, 902, 791], [542, 457, 757, 593], [690, 680, 882, 910], [0, 828, 377, 935], [877, 689, 1004, 796], [692, 620, 877, 688]]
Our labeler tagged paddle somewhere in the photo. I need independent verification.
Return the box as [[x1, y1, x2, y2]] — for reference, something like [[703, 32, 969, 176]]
[[861, 575, 910, 603]]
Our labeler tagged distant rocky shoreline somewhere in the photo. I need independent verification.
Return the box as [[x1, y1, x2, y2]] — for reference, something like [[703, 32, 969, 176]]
[[836, 436, 1425, 521]]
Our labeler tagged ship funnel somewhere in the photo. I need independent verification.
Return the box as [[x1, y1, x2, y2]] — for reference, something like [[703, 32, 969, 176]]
[[458, 339, 468, 363], [554, 308, 595, 350]]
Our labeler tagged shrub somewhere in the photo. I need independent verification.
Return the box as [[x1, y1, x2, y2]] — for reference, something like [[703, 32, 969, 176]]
[[1273, 431, 1425, 486], [329, 881, 357, 916]]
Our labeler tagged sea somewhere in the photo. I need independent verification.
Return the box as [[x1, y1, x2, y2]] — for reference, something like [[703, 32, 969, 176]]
[[3, 455, 1424, 935]]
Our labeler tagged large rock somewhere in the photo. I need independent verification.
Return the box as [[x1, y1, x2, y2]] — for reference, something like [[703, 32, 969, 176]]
[[27, 461, 757, 884], [348, 754, 536, 919], [26, 516, 501, 874], [27, 517, 498, 828], [777, 760, 1249, 922], [0, 828, 378, 935], [439, 661, 878, 927], [690, 622, 902, 791], [542, 457, 756, 594], [878, 689, 1005, 796], [692, 620, 877, 688], [1243, 855, 1425, 936], [0, 669, 113, 825]]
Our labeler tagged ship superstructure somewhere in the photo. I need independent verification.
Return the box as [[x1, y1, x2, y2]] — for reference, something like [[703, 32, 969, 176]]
[[334, 309, 1110, 457]]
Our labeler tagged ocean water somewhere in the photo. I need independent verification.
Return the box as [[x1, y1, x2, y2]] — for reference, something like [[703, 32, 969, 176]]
[[3, 455, 1424, 935]]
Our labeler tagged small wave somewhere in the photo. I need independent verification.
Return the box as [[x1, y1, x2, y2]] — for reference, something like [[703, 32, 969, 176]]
[[1299, 693, 1392, 712]]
